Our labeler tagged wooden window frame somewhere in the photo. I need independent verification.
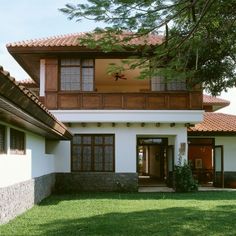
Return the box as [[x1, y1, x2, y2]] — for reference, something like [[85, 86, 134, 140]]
[[10, 128, 25, 155], [72, 134, 115, 172], [150, 76, 187, 91], [59, 58, 95, 92], [0, 124, 6, 154]]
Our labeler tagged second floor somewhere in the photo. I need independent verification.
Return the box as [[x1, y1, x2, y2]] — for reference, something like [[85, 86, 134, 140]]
[[7, 33, 203, 111]]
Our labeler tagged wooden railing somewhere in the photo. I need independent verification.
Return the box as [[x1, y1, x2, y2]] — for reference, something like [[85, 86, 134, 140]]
[[44, 91, 203, 110]]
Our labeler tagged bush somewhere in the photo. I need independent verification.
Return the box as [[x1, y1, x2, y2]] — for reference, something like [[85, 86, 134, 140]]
[[174, 157, 198, 193]]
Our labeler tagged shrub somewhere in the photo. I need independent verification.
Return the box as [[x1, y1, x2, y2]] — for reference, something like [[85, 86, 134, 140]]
[[174, 156, 198, 193]]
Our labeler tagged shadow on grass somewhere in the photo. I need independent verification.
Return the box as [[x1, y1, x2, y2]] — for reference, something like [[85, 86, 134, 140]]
[[27, 206, 236, 236], [40, 191, 236, 206]]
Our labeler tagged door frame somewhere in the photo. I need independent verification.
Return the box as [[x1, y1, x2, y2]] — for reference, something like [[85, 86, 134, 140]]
[[167, 145, 174, 186], [136, 137, 168, 180], [214, 145, 224, 188]]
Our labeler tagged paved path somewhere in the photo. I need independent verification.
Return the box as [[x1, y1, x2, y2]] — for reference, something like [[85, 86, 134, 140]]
[[139, 186, 236, 192]]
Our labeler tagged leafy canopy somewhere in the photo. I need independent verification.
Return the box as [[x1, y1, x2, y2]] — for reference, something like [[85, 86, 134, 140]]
[[60, 0, 236, 95]]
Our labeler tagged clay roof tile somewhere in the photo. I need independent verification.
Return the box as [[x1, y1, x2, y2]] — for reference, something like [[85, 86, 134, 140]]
[[189, 112, 236, 133], [7, 32, 163, 48]]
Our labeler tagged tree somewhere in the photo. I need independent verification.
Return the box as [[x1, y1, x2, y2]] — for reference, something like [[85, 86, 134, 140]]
[[60, 0, 236, 95]]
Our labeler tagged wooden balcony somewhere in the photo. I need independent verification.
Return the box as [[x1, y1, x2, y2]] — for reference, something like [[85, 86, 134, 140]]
[[44, 91, 202, 110]]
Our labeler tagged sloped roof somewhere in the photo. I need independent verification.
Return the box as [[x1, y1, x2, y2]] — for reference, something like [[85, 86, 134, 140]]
[[188, 112, 236, 134], [0, 65, 72, 140], [203, 94, 230, 111], [7, 32, 163, 82], [203, 94, 230, 106], [7, 32, 163, 48], [19, 78, 37, 87]]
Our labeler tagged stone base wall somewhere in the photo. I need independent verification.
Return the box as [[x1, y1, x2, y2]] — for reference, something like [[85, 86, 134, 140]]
[[0, 173, 55, 224], [55, 172, 138, 193]]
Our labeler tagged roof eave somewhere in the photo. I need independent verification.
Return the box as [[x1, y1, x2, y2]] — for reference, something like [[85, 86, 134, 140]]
[[188, 131, 236, 136], [0, 67, 72, 140]]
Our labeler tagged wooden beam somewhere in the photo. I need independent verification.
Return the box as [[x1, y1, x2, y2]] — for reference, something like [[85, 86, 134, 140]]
[[170, 123, 175, 127], [185, 123, 190, 128]]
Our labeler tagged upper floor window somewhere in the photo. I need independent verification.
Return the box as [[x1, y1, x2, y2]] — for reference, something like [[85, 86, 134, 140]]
[[0, 124, 6, 154], [10, 128, 25, 155], [60, 58, 94, 91], [151, 76, 186, 91]]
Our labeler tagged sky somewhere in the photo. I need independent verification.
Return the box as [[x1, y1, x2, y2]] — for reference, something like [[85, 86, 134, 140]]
[[0, 0, 235, 115]]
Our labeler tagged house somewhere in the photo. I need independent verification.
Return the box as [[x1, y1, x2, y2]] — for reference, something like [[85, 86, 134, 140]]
[[5, 33, 206, 193], [188, 96, 236, 188], [0, 65, 72, 224], [1, 32, 236, 198]]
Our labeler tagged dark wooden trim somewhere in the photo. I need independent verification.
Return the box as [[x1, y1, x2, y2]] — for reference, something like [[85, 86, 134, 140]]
[[59, 58, 95, 92], [214, 145, 224, 188], [188, 138, 214, 145], [188, 131, 236, 136], [0, 124, 6, 154], [8, 46, 142, 57], [148, 145, 150, 176], [10, 128, 25, 155], [46, 90, 203, 110]]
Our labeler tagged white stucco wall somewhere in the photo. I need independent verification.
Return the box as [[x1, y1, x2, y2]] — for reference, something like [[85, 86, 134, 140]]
[[69, 123, 188, 173], [0, 123, 69, 188], [215, 136, 236, 172], [53, 141, 71, 173]]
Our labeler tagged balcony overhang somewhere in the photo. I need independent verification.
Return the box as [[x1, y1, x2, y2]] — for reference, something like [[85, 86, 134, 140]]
[[51, 110, 204, 124]]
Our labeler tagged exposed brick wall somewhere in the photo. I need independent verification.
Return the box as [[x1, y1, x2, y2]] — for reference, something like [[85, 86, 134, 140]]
[[0, 174, 55, 224], [55, 172, 138, 193]]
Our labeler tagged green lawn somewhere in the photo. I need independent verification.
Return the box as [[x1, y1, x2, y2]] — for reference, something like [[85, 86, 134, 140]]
[[1, 192, 236, 236]]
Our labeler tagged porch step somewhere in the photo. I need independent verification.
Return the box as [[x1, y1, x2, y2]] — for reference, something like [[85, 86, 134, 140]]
[[139, 186, 174, 192]]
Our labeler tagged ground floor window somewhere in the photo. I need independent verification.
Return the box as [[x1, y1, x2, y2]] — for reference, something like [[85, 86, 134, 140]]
[[72, 134, 115, 172], [10, 128, 25, 155], [0, 124, 6, 154]]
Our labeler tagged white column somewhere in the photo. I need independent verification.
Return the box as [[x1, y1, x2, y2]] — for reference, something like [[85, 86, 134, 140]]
[[174, 129, 188, 165], [39, 59, 46, 97]]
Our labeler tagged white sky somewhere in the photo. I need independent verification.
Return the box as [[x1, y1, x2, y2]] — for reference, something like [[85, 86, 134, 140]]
[[0, 0, 235, 115]]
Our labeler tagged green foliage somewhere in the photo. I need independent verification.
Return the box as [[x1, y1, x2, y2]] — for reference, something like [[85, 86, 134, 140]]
[[1, 192, 236, 235], [60, 0, 236, 95], [174, 156, 198, 193]]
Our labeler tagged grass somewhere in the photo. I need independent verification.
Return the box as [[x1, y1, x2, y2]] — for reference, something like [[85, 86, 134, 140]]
[[1, 192, 236, 236]]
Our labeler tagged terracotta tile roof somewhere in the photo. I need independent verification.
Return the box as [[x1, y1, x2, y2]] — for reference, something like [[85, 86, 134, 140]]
[[0, 65, 72, 139], [203, 94, 230, 106], [19, 78, 38, 88], [0, 66, 52, 116], [19, 78, 36, 85], [189, 112, 236, 133], [6, 32, 164, 48]]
